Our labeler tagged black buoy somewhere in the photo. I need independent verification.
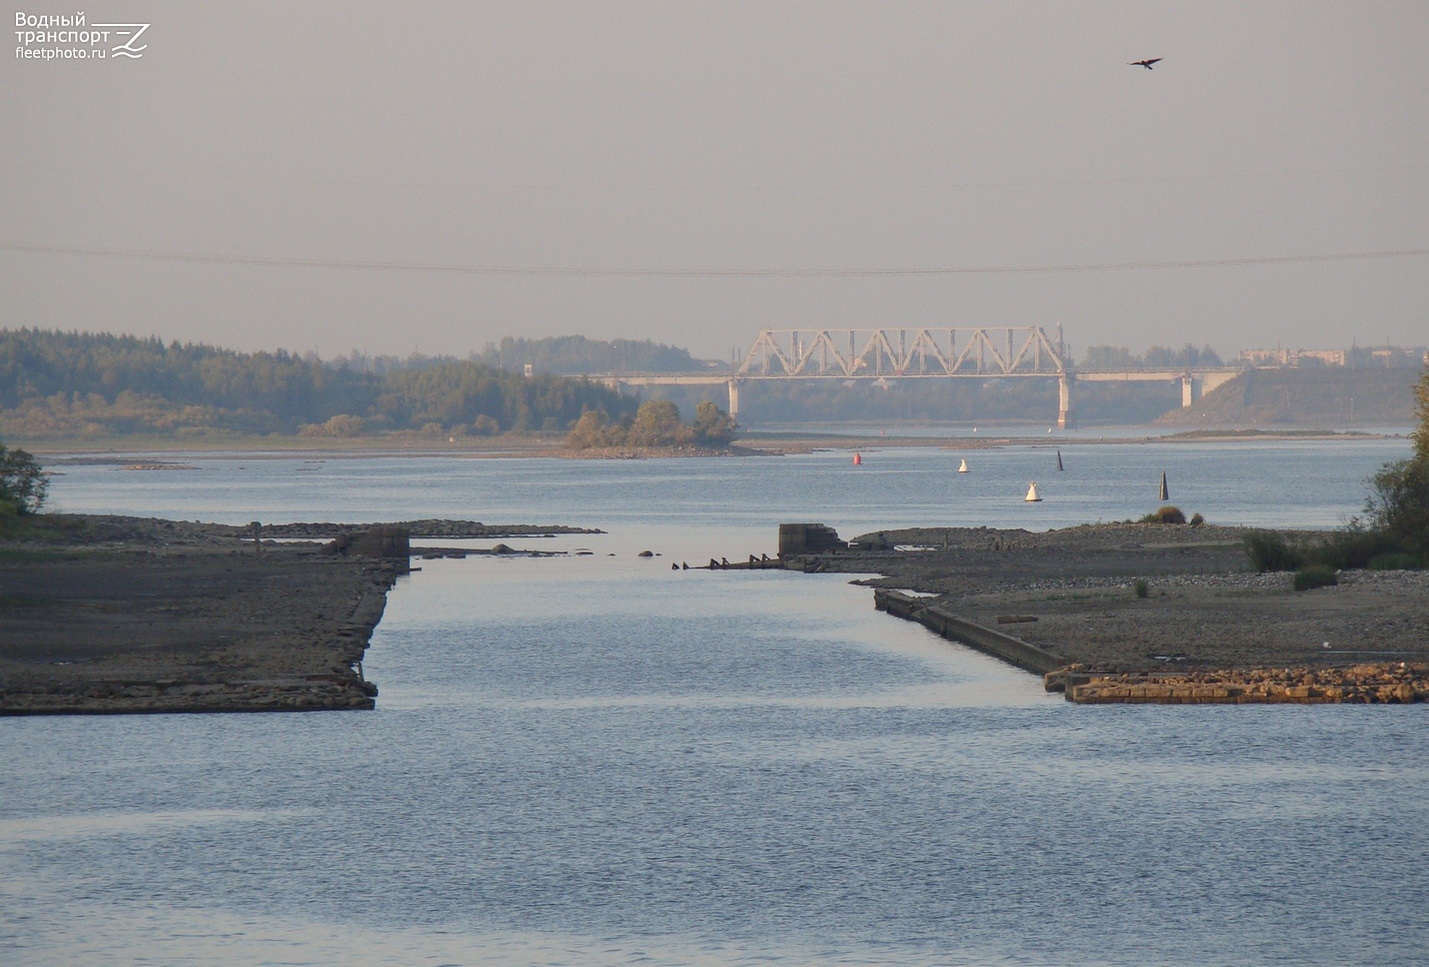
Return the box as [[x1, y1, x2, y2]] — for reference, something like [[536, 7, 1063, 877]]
[[1056, 450, 1064, 471], [1159, 471, 1170, 501]]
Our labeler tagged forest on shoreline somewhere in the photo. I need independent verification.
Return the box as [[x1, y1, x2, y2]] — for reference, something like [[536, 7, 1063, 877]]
[[0, 329, 661, 440], [4, 328, 1423, 442]]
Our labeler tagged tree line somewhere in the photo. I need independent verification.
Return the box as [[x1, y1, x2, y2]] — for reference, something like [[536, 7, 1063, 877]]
[[1077, 343, 1225, 370], [566, 400, 737, 450], [0, 329, 644, 438], [328, 335, 713, 376]]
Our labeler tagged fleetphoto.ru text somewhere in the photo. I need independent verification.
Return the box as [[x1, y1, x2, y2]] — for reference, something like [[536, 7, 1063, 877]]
[[15, 10, 148, 59]]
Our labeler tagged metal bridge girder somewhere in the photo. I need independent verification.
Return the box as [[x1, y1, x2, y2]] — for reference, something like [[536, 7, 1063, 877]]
[[735, 327, 1068, 379]]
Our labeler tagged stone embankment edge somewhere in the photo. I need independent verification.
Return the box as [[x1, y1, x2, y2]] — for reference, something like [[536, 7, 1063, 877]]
[[0, 563, 397, 716], [871, 589, 1429, 705], [873, 588, 1065, 676]]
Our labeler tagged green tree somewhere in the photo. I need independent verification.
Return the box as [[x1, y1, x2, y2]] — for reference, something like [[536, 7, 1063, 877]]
[[1414, 366, 1429, 463], [0, 442, 48, 514], [1362, 366, 1429, 556], [627, 400, 691, 447], [566, 410, 622, 448], [691, 400, 737, 447]]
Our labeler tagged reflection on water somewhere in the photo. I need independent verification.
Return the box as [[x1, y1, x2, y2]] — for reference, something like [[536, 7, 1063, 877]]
[[0, 902, 1022, 967], [6, 447, 1429, 965], [0, 809, 301, 845]]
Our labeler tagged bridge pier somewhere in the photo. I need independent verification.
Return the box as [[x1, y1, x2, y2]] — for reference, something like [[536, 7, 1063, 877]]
[[1180, 375, 1201, 408], [1057, 375, 1074, 429], [727, 379, 741, 420]]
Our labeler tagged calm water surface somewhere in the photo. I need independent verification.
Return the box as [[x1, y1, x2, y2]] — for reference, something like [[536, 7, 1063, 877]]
[[4, 440, 1426, 965]]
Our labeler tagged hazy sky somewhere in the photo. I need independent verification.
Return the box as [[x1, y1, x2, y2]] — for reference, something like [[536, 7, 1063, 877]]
[[3, 1, 1427, 363]]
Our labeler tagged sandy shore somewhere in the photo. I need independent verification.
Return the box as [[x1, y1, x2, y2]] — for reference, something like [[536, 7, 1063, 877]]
[[0, 515, 596, 715]]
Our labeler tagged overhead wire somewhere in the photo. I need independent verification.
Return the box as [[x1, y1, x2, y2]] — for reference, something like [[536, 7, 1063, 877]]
[[2, 240, 1427, 278]]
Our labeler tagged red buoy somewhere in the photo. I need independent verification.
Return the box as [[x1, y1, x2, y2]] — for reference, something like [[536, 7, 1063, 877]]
[[852, 453, 862, 465]]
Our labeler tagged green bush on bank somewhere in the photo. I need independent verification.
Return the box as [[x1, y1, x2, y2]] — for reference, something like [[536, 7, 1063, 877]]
[[1245, 531, 1303, 572], [1367, 552, 1422, 571], [1244, 527, 1418, 573], [1245, 366, 1429, 575], [1293, 564, 1339, 591]]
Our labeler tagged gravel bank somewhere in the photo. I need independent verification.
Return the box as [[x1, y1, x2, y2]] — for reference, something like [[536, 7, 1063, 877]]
[[812, 523, 1429, 673]]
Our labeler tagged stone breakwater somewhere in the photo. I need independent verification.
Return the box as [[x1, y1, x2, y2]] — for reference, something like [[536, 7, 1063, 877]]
[[873, 588, 1064, 675], [3, 674, 382, 715], [0, 547, 399, 715], [2, 514, 606, 715], [250, 519, 604, 539], [1048, 663, 1429, 704], [876, 588, 1429, 705], [818, 524, 1429, 703]]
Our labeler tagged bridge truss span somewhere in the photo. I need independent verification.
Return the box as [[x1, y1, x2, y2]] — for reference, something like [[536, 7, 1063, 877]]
[[735, 326, 1069, 379], [591, 326, 1239, 430]]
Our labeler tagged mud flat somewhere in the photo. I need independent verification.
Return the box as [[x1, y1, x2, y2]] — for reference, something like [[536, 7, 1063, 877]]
[[799, 523, 1429, 704], [0, 515, 593, 715]]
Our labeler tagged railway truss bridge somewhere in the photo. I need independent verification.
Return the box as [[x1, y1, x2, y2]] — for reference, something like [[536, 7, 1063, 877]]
[[590, 327, 1241, 428]]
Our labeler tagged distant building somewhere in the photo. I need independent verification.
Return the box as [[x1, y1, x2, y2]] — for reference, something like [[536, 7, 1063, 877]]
[[1240, 348, 1290, 367], [1241, 345, 1425, 369], [1350, 346, 1428, 369], [1240, 348, 1345, 367]]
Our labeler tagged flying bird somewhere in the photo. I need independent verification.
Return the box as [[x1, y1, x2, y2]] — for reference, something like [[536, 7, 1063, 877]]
[[1130, 58, 1162, 70]]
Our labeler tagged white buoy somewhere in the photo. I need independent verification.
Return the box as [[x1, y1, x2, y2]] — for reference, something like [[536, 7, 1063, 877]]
[[1025, 481, 1042, 502], [958, 459, 969, 473]]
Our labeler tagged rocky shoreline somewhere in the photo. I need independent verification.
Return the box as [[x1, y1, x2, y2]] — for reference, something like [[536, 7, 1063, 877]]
[[801, 524, 1429, 704], [0, 515, 585, 715], [1049, 662, 1429, 704]]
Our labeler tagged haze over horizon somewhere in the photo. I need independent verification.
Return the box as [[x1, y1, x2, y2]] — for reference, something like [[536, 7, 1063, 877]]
[[3, 1, 1426, 364]]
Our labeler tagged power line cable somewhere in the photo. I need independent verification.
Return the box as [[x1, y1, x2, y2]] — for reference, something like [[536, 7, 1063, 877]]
[[2, 240, 1427, 277]]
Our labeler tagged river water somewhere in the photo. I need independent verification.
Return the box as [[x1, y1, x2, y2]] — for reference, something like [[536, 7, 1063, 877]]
[[5, 437, 1427, 966]]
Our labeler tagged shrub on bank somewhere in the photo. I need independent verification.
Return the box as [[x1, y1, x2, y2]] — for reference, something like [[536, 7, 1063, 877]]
[[1245, 531, 1303, 572], [1307, 527, 1405, 571], [1133, 578, 1149, 598], [1141, 506, 1187, 525], [1367, 552, 1422, 571], [1293, 564, 1339, 591], [1246, 525, 1421, 573]]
